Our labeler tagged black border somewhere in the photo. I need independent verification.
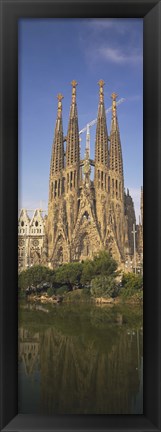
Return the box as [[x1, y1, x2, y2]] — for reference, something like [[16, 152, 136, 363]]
[[0, 1, 161, 431]]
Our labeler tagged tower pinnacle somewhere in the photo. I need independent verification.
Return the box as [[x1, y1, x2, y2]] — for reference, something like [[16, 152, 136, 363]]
[[111, 92, 118, 127], [71, 80, 78, 104], [95, 80, 108, 167], [111, 92, 118, 101], [110, 91, 124, 178], [56, 93, 64, 119], [98, 79, 105, 103], [57, 93, 64, 102], [50, 92, 64, 177], [71, 80, 78, 87], [66, 81, 79, 166]]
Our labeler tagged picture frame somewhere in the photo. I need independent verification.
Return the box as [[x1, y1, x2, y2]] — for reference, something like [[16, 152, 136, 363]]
[[0, 0, 161, 431]]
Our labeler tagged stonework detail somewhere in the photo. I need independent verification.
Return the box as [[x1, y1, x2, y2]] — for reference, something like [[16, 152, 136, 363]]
[[18, 81, 143, 272], [18, 209, 46, 271]]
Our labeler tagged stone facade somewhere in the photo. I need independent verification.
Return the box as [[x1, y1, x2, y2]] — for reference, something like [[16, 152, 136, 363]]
[[18, 209, 46, 271], [18, 80, 143, 272]]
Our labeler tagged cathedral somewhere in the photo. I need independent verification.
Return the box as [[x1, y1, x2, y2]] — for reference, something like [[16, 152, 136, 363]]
[[18, 80, 143, 272]]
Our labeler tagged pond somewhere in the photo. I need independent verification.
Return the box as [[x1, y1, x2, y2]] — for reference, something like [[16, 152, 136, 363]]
[[18, 301, 143, 415]]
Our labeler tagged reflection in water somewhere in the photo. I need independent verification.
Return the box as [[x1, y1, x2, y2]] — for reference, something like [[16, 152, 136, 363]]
[[18, 302, 143, 414]]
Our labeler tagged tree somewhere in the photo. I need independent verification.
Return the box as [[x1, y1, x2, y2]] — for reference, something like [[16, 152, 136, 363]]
[[92, 251, 118, 277], [81, 260, 94, 286], [54, 262, 83, 289], [90, 275, 116, 298], [122, 273, 143, 291], [120, 273, 143, 299], [18, 265, 54, 291]]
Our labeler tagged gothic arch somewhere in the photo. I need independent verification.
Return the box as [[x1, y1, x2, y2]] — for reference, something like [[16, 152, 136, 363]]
[[105, 229, 122, 264], [31, 250, 41, 266], [51, 233, 69, 265], [71, 219, 102, 262]]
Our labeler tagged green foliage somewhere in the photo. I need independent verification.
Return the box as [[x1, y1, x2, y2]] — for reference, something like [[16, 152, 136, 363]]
[[92, 251, 118, 277], [54, 262, 83, 289], [120, 273, 143, 299], [122, 273, 143, 290], [81, 251, 118, 286], [90, 275, 116, 298], [81, 260, 94, 285], [18, 265, 54, 291], [18, 252, 118, 297], [47, 287, 55, 297], [55, 285, 69, 295], [64, 288, 91, 302]]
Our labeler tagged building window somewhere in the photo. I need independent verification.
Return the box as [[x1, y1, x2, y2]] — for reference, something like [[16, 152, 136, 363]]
[[112, 179, 114, 198], [58, 179, 60, 196], [108, 176, 110, 193], [101, 171, 103, 189], [98, 170, 100, 188], [70, 171, 73, 189]]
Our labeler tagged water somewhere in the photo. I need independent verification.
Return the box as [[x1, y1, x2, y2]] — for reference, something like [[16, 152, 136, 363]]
[[18, 301, 143, 415]]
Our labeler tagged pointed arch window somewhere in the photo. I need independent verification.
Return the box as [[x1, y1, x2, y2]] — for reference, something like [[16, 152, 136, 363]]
[[108, 176, 110, 193]]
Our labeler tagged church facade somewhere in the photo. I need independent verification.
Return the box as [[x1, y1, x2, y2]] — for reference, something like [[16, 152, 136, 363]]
[[18, 80, 143, 272]]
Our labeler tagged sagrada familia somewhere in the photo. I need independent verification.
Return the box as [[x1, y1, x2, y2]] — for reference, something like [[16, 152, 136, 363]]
[[18, 80, 143, 272]]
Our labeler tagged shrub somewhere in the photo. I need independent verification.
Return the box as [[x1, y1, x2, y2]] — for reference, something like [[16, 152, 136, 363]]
[[55, 285, 69, 295], [92, 251, 118, 277], [18, 265, 54, 291], [90, 275, 116, 298], [81, 260, 94, 285], [120, 273, 143, 299], [122, 273, 143, 290], [47, 287, 55, 297], [54, 262, 83, 289]]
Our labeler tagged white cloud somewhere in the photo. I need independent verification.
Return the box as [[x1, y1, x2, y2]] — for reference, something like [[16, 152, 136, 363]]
[[88, 19, 114, 30], [87, 18, 143, 37], [97, 47, 142, 65]]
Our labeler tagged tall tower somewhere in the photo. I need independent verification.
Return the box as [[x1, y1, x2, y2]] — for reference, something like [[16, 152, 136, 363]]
[[109, 92, 125, 256], [94, 80, 109, 238], [65, 80, 80, 239], [48, 93, 65, 258], [124, 188, 136, 255], [49, 93, 64, 200]]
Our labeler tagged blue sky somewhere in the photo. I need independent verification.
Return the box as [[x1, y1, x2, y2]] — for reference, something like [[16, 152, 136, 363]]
[[18, 18, 143, 222]]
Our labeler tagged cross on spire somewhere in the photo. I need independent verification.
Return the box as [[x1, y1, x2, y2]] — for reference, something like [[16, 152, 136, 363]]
[[57, 93, 64, 101], [71, 80, 78, 87], [111, 92, 118, 101], [98, 79, 105, 88]]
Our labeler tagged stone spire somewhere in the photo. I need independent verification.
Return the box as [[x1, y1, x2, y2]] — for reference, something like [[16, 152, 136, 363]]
[[109, 92, 123, 177], [95, 80, 108, 166], [49, 93, 65, 201], [94, 81, 109, 239], [50, 93, 64, 177], [66, 80, 80, 167], [109, 93, 125, 258]]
